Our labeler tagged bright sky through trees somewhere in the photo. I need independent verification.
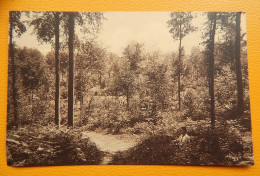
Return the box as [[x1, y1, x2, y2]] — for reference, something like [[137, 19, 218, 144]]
[[15, 12, 246, 56]]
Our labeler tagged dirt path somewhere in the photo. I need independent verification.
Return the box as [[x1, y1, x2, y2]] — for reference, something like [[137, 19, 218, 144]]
[[82, 131, 139, 164]]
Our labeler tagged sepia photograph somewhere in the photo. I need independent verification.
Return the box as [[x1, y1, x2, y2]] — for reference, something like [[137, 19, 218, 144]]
[[6, 11, 254, 166]]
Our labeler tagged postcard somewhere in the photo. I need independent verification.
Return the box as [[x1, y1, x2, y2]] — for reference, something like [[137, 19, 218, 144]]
[[6, 11, 253, 166]]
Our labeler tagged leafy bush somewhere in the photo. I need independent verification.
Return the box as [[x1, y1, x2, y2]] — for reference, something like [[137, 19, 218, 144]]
[[87, 96, 145, 134], [182, 87, 209, 120], [6, 125, 103, 166], [111, 125, 253, 166]]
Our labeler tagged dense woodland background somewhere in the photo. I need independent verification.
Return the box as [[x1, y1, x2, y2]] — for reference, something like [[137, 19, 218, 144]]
[[7, 11, 253, 166]]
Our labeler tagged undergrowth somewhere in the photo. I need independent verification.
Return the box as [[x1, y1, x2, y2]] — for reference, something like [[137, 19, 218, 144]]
[[6, 124, 103, 166], [111, 125, 254, 166]]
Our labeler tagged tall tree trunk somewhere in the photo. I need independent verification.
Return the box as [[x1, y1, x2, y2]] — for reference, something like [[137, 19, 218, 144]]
[[235, 12, 244, 116], [126, 87, 129, 110], [79, 65, 83, 126], [9, 12, 18, 128], [31, 90, 33, 119], [178, 24, 182, 111], [99, 71, 102, 89], [208, 13, 217, 129], [80, 94, 83, 126], [54, 12, 60, 127], [68, 12, 75, 127], [126, 87, 130, 110], [87, 96, 93, 116]]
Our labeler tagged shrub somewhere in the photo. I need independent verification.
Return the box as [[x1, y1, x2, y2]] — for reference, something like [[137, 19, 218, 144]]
[[7, 125, 103, 166], [111, 125, 253, 166]]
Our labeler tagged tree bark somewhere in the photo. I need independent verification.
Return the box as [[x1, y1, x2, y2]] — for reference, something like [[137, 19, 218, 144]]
[[235, 12, 244, 116], [208, 13, 217, 129], [79, 63, 83, 126], [54, 12, 60, 127], [126, 87, 129, 110], [31, 90, 33, 119], [99, 71, 102, 89], [80, 94, 83, 126], [68, 12, 75, 127], [9, 12, 18, 128], [178, 24, 182, 112]]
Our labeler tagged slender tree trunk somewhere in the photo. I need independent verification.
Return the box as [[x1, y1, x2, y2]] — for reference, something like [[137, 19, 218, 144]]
[[126, 87, 129, 110], [80, 95, 83, 126], [80, 65, 83, 126], [54, 12, 60, 127], [9, 12, 18, 128], [208, 13, 217, 129], [31, 90, 33, 119], [178, 24, 182, 111], [235, 12, 244, 116], [99, 71, 102, 89], [68, 12, 75, 127], [88, 96, 93, 116]]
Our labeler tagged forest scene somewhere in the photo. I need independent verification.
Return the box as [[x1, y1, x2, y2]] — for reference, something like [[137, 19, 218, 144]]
[[7, 11, 254, 166]]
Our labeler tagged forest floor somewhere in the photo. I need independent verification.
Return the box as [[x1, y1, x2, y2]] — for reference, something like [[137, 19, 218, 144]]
[[81, 131, 141, 164], [81, 116, 254, 165], [6, 114, 253, 166]]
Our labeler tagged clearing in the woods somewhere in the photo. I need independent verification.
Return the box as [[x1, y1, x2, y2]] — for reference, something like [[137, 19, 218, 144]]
[[82, 131, 140, 164]]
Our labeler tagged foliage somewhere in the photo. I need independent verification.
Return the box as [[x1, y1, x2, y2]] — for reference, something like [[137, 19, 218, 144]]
[[75, 40, 106, 100], [167, 12, 196, 40], [63, 12, 104, 38], [145, 58, 169, 112], [9, 11, 27, 37], [17, 48, 46, 91], [29, 11, 104, 46], [30, 12, 57, 44], [7, 47, 52, 129], [111, 124, 253, 166], [168, 12, 196, 111], [6, 125, 103, 166]]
